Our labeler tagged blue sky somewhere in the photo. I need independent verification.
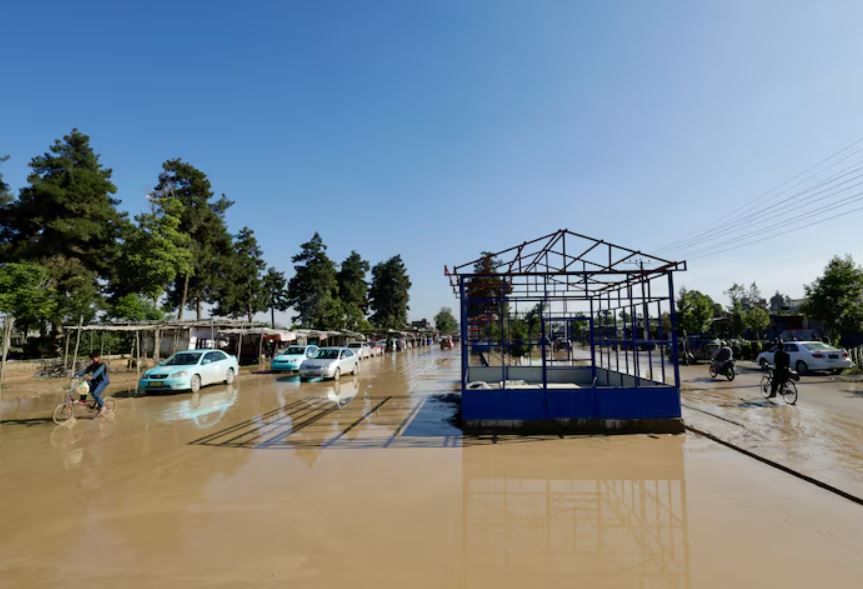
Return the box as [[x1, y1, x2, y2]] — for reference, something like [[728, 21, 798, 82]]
[[2, 0, 863, 321]]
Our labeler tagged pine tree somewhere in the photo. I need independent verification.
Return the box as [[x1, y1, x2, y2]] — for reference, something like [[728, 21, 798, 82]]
[[1, 129, 126, 276], [286, 233, 340, 328], [368, 255, 411, 329], [262, 267, 289, 328], [0, 130, 127, 328], [337, 251, 370, 330], [212, 227, 268, 322], [155, 159, 234, 320]]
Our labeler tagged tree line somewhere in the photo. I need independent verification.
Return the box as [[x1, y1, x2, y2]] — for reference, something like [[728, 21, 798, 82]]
[[678, 255, 863, 345], [0, 129, 412, 347]]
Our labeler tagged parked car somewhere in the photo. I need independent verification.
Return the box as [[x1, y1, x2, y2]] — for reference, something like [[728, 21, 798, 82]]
[[299, 347, 359, 380], [139, 349, 238, 393], [440, 336, 454, 350], [271, 344, 319, 372], [368, 341, 383, 357], [347, 342, 372, 360], [756, 341, 853, 374]]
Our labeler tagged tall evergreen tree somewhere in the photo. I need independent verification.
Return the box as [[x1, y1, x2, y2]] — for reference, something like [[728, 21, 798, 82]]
[[155, 159, 234, 320], [0, 129, 126, 276], [0, 155, 11, 260], [286, 233, 340, 328], [262, 267, 290, 328], [212, 227, 268, 322], [368, 255, 411, 329], [0, 155, 10, 208], [337, 251, 370, 330], [0, 131, 127, 328]]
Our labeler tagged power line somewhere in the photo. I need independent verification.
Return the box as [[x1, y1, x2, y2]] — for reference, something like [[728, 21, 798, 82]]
[[686, 202, 863, 260], [676, 172, 863, 255], [655, 134, 863, 253]]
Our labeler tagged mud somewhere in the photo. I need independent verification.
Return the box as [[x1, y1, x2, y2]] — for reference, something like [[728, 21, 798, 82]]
[[1, 350, 862, 588]]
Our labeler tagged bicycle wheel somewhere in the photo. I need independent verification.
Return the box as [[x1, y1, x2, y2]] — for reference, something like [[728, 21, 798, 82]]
[[782, 381, 798, 405], [760, 375, 771, 398], [52, 403, 73, 424]]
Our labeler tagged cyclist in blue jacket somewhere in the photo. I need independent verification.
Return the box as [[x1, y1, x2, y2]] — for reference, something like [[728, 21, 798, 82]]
[[76, 353, 110, 415]]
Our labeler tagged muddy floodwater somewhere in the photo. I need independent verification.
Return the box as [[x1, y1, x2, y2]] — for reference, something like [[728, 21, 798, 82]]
[[1, 349, 862, 588]]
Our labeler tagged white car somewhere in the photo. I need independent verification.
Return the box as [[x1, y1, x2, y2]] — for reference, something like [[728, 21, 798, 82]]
[[756, 341, 853, 374], [347, 342, 372, 360], [299, 347, 359, 380], [140, 350, 239, 393]]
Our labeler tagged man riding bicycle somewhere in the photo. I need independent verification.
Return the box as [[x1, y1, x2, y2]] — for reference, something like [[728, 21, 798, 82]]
[[75, 353, 110, 416], [769, 341, 790, 398]]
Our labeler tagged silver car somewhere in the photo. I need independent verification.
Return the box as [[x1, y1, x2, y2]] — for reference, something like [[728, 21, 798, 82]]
[[299, 347, 360, 380]]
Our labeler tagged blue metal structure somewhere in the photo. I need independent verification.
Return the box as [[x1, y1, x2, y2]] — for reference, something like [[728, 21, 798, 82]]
[[445, 229, 687, 433]]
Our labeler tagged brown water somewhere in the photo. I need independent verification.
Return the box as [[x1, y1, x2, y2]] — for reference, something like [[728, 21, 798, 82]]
[[1, 349, 862, 588]]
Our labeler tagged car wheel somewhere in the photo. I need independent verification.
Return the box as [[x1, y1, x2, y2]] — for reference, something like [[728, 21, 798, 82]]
[[190, 375, 201, 393], [333, 368, 341, 381], [795, 360, 808, 375], [224, 368, 235, 385], [759, 358, 768, 371]]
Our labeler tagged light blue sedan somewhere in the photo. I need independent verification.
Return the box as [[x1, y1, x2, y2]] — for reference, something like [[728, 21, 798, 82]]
[[271, 344, 319, 372], [139, 350, 239, 393]]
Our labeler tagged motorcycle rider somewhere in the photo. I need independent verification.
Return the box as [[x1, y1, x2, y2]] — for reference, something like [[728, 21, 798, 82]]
[[769, 341, 791, 398], [710, 341, 734, 375]]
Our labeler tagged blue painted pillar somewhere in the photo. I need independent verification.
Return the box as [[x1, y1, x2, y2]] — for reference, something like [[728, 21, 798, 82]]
[[459, 278, 468, 392], [667, 272, 681, 393]]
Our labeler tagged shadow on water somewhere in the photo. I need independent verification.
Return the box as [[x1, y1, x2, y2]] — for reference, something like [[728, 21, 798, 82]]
[[0, 416, 55, 426]]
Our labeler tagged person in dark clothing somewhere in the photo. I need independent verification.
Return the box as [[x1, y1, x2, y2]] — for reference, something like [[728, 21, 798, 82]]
[[769, 342, 790, 398], [75, 353, 110, 415]]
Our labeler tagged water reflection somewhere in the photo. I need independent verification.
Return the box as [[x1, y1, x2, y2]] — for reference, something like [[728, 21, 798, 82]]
[[461, 437, 690, 588], [157, 385, 239, 428]]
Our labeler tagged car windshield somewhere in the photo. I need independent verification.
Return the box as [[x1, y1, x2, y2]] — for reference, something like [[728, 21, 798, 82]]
[[315, 349, 341, 360], [281, 346, 306, 355], [802, 343, 838, 351], [164, 352, 203, 366]]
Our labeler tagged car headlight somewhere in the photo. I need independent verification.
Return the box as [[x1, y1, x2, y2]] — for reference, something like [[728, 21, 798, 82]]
[[173, 370, 189, 378]]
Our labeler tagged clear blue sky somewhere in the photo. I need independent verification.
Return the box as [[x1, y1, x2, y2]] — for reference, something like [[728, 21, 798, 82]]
[[2, 0, 863, 321]]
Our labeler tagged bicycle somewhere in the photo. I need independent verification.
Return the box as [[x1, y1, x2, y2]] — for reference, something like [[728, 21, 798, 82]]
[[52, 376, 116, 424], [759, 366, 799, 405]]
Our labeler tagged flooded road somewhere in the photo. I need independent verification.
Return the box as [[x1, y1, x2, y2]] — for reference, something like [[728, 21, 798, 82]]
[[680, 363, 863, 498], [1, 349, 862, 588]]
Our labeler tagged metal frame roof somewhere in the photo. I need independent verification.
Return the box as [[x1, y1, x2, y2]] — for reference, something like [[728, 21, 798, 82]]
[[445, 229, 686, 298]]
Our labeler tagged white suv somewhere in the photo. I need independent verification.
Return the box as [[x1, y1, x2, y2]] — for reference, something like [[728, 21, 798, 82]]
[[756, 341, 853, 375]]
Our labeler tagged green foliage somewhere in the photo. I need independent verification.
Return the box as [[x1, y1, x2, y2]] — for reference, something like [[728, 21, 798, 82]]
[[802, 255, 863, 344], [369, 255, 412, 330], [677, 288, 715, 335], [107, 294, 166, 321], [0, 262, 55, 324], [0, 154, 11, 207], [262, 267, 289, 327], [337, 251, 370, 331], [286, 233, 340, 328], [742, 306, 770, 339], [117, 195, 193, 302], [1, 129, 127, 279], [434, 306, 459, 334], [43, 256, 100, 325], [212, 227, 268, 321], [156, 159, 234, 319]]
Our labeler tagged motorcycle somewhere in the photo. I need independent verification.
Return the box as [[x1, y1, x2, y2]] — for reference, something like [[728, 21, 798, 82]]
[[709, 359, 736, 381]]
